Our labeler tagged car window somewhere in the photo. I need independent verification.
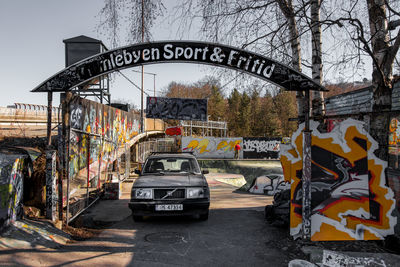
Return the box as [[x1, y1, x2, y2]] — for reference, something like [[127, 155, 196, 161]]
[[143, 157, 201, 174]]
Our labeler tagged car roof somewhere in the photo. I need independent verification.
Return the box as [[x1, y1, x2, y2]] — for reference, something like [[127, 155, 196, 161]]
[[147, 153, 196, 159]]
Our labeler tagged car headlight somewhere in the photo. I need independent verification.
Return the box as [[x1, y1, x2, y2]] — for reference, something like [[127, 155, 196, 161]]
[[133, 188, 153, 199], [187, 187, 205, 199]]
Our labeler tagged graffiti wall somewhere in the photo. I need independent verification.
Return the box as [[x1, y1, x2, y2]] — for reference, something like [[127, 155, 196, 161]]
[[146, 97, 208, 121], [0, 151, 29, 229], [242, 137, 281, 159], [280, 119, 396, 241], [182, 137, 242, 159], [66, 95, 140, 220], [68, 95, 140, 180]]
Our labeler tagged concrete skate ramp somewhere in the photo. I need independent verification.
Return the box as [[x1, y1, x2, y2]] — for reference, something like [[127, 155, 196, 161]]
[[198, 160, 282, 190]]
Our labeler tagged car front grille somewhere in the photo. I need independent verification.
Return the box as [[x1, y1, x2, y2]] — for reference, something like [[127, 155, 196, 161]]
[[154, 188, 185, 200]]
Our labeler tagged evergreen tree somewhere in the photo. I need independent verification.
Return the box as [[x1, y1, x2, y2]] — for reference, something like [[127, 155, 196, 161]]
[[227, 89, 241, 136], [249, 89, 262, 136], [208, 85, 226, 121], [273, 90, 298, 137], [260, 92, 281, 137], [238, 92, 251, 137]]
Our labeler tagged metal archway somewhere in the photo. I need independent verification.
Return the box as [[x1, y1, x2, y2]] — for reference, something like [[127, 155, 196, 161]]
[[35, 41, 325, 237], [32, 41, 326, 93]]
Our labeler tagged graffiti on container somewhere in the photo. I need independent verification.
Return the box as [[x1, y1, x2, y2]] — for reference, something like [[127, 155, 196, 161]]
[[280, 119, 396, 241]]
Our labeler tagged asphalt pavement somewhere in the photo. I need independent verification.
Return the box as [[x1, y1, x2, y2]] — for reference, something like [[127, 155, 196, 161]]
[[1, 174, 400, 266]]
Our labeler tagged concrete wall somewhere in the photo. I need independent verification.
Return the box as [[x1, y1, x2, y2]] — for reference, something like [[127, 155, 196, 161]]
[[182, 136, 242, 159], [0, 107, 59, 139]]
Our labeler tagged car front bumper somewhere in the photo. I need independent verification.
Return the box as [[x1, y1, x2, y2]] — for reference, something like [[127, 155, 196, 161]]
[[129, 199, 210, 216]]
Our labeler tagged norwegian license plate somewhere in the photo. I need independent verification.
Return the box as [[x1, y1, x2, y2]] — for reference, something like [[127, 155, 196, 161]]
[[155, 204, 183, 211]]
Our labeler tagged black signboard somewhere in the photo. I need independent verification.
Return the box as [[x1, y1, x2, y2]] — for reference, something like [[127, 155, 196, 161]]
[[32, 41, 327, 93], [146, 97, 207, 121], [242, 137, 281, 159]]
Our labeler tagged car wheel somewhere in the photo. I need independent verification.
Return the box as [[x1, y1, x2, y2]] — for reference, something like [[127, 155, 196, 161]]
[[199, 211, 209, 221], [132, 215, 143, 222]]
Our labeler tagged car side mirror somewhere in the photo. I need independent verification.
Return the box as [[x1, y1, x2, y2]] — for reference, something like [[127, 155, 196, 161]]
[[134, 169, 141, 175], [202, 169, 209, 174]]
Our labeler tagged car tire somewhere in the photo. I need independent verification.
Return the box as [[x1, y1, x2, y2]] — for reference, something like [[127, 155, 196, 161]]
[[132, 215, 143, 222], [199, 211, 209, 221]]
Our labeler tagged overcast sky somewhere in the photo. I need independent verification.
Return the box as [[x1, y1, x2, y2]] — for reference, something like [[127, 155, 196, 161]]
[[0, 0, 209, 108]]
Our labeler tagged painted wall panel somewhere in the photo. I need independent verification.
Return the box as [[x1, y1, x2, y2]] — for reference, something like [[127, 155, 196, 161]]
[[280, 119, 396, 241], [182, 137, 242, 159], [242, 137, 281, 159], [66, 95, 140, 219]]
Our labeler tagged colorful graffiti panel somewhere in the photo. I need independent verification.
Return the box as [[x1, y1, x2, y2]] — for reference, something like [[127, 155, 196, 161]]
[[67, 94, 140, 189], [182, 137, 242, 159], [280, 119, 396, 241]]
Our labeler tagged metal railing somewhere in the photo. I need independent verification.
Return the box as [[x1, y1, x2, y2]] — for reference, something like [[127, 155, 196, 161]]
[[138, 138, 177, 163], [180, 120, 228, 137]]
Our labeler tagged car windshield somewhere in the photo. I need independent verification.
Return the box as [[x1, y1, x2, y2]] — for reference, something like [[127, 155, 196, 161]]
[[143, 157, 201, 174]]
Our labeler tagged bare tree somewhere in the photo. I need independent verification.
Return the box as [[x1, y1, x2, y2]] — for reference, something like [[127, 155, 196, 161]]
[[310, 0, 324, 117], [97, 0, 165, 47], [323, 0, 400, 159], [174, 0, 313, 118]]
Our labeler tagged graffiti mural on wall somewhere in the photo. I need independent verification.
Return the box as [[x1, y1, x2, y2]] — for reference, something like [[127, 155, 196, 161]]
[[280, 119, 396, 241], [182, 137, 242, 159], [242, 137, 281, 159], [68, 95, 140, 183], [0, 151, 29, 229]]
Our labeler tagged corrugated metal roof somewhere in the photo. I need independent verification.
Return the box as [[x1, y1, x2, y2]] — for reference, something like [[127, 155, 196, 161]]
[[325, 86, 373, 116]]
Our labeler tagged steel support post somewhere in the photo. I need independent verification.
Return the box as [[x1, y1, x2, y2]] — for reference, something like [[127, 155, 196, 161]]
[[64, 93, 71, 224], [302, 89, 312, 240], [47, 92, 53, 148], [86, 135, 90, 206], [45, 150, 57, 221]]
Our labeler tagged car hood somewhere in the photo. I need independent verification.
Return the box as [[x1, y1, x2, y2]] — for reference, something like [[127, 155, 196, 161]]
[[133, 174, 206, 188]]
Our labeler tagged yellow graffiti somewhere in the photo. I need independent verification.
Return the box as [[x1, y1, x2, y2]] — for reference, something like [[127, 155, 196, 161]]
[[185, 140, 199, 151], [217, 140, 227, 151], [217, 140, 240, 152], [183, 138, 242, 155], [198, 139, 210, 153]]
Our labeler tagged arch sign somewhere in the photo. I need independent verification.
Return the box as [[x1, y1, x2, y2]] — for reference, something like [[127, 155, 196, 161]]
[[32, 41, 326, 92]]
